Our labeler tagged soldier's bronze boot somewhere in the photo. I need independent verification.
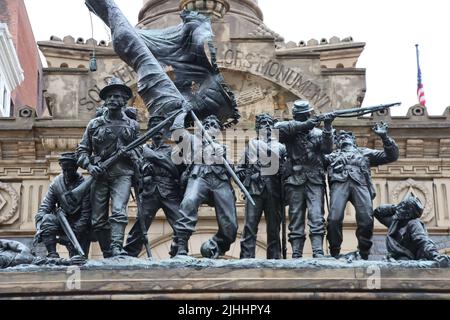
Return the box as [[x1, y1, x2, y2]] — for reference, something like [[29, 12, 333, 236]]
[[110, 223, 128, 257], [95, 229, 112, 258], [176, 237, 189, 256], [290, 238, 304, 259], [311, 235, 325, 258]]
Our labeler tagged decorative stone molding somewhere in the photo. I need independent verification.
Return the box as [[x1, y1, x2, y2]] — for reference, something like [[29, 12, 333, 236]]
[[41, 137, 79, 153], [180, 0, 230, 18], [406, 139, 424, 158], [0, 182, 19, 224], [391, 178, 434, 223]]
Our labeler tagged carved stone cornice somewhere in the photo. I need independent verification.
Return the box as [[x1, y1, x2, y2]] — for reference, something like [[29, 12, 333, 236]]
[[41, 137, 79, 153], [180, 0, 230, 18]]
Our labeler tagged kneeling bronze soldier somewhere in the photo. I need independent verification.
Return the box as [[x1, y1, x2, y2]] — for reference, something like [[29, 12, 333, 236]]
[[374, 193, 450, 266], [124, 115, 184, 257], [237, 113, 286, 259], [34, 153, 91, 258], [325, 122, 399, 260]]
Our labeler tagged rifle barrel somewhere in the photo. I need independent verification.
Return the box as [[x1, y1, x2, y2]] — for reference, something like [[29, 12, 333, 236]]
[[189, 110, 256, 206]]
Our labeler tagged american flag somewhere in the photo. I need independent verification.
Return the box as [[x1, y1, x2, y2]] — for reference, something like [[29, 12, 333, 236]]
[[415, 44, 426, 107]]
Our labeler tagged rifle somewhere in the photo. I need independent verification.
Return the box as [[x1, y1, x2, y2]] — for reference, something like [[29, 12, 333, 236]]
[[63, 109, 183, 208], [132, 176, 152, 259], [280, 178, 287, 259], [56, 208, 85, 257], [313, 102, 401, 121], [189, 110, 256, 206]]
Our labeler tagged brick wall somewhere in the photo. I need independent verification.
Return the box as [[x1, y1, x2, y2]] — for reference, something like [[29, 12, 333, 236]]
[[0, 0, 42, 115]]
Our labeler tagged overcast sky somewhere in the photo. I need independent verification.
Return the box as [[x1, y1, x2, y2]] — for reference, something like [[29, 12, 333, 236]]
[[24, 0, 450, 115]]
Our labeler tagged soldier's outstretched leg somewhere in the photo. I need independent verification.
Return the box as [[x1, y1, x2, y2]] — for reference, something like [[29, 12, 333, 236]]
[[350, 185, 374, 260], [327, 181, 351, 258], [85, 0, 185, 114], [211, 182, 238, 256], [91, 178, 112, 258], [40, 214, 60, 258], [174, 178, 209, 256], [109, 175, 132, 256], [285, 184, 307, 258], [306, 184, 326, 258], [263, 194, 282, 259], [240, 196, 263, 259]]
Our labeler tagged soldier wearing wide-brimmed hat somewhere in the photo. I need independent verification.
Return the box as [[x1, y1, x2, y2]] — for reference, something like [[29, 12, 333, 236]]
[[274, 100, 336, 259], [34, 152, 91, 258], [124, 114, 185, 258], [77, 77, 140, 258]]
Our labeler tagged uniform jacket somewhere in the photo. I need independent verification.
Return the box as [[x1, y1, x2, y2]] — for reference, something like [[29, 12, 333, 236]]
[[171, 112, 230, 182], [140, 142, 182, 198], [236, 138, 286, 197], [276, 120, 333, 186], [325, 136, 399, 198], [35, 173, 91, 229], [77, 111, 140, 177]]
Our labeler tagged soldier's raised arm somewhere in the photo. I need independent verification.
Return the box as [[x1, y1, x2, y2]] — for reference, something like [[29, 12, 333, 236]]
[[363, 121, 399, 166], [373, 204, 397, 228]]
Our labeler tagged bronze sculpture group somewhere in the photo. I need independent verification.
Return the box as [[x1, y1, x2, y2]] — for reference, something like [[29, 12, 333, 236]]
[[1, 0, 448, 268]]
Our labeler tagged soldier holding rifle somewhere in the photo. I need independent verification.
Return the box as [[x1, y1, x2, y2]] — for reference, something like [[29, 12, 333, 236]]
[[77, 78, 140, 258], [124, 115, 185, 258], [34, 153, 90, 258], [275, 100, 336, 258]]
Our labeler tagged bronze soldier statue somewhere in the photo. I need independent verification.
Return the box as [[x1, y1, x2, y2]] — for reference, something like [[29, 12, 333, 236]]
[[374, 193, 450, 266], [77, 78, 140, 257], [171, 111, 237, 258], [124, 115, 184, 258], [275, 100, 336, 258], [237, 113, 286, 259], [325, 122, 399, 260], [34, 152, 91, 258]]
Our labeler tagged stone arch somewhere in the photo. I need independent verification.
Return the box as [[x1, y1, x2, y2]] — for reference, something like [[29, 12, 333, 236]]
[[138, 228, 269, 260], [220, 65, 331, 113]]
